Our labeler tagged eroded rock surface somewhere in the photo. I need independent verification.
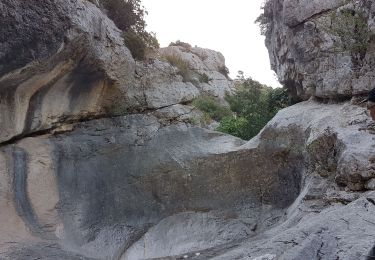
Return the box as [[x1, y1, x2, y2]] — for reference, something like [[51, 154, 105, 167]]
[[1, 0, 375, 259], [264, 0, 375, 99], [0, 0, 234, 144], [124, 101, 375, 260], [0, 0, 135, 144], [159, 46, 234, 99], [0, 113, 303, 259], [2, 99, 375, 260]]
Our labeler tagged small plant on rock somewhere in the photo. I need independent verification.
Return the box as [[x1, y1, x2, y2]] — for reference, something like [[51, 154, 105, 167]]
[[329, 9, 369, 52], [164, 54, 191, 82], [169, 40, 192, 49]]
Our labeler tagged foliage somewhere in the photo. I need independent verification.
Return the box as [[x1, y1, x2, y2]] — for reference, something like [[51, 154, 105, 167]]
[[268, 87, 291, 114], [91, 0, 159, 60], [169, 40, 192, 49], [100, 0, 147, 32], [217, 117, 251, 140], [123, 31, 146, 60], [192, 96, 232, 121], [190, 75, 293, 140], [222, 79, 270, 139], [255, 13, 270, 36], [164, 54, 191, 82], [255, 0, 273, 36], [220, 76, 293, 140]]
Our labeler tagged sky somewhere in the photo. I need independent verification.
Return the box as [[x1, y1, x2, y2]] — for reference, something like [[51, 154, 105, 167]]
[[142, 0, 282, 88]]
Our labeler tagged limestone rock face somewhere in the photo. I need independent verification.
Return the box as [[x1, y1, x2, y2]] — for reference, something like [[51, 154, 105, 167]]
[[120, 101, 375, 260], [0, 114, 304, 259], [159, 45, 235, 99], [263, 0, 375, 99], [0, 0, 135, 143], [1, 0, 375, 260], [282, 0, 345, 27], [2, 100, 375, 260], [131, 59, 201, 110], [0, 1, 234, 144]]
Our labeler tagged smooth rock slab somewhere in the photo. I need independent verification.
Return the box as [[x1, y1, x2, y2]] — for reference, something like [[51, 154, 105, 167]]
[[0, 113, 303, 259], [2, 101, 374, 259]]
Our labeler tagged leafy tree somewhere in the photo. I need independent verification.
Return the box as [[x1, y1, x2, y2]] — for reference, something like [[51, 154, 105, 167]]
[[268, 87, 291, 115], [191, 74, 294, 140], [220, 76, 294, 140]]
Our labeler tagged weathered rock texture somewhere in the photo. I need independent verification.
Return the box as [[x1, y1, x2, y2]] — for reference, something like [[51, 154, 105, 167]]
[[2, 99, 375, 260], [0, 0, 234, 144], [1, 0, 375, 260], [263, 0, 375, 99], [0, 114, 302, 259], [159, 46, 234, 99], [120, 101, 375, 260], [0, 0, 135, 144]]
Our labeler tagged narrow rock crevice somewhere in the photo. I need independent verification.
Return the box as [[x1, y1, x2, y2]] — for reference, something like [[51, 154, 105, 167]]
[[0, 101, 196, 148]]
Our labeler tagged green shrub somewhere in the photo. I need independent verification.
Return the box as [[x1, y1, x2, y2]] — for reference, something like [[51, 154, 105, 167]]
[[216, 76, 294, 140], [217, 116, 251, 140], [190, 76, 293, 141], [164, 54, 191, 82], [192, 96, 232, 121], [93, 0, 159, 60], [267, 87, 291, 115], [123, 31, 146, 60], [169, 40, 192, 49]]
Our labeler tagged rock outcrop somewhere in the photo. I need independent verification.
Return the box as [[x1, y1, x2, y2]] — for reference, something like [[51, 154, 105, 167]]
[[263, 0, 375, 100], [121, 101, 375, 260], [1, 0, 375, 260], [159, 45, 234, 99], [0, 0, 135, 144], [0, 0, 234, 144]]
